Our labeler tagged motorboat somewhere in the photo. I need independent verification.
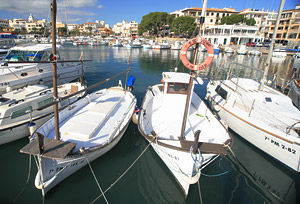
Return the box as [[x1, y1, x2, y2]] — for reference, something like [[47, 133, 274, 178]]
[[236, 44, 248, 55], [171, 41, 183, 50], [152, 39, 171, 50], [224, 47, 234, 54], [249, 50, 261, 56], [0, 82, 85, 145], [0, 44, 83, 94], [0, 33, 16, 54]]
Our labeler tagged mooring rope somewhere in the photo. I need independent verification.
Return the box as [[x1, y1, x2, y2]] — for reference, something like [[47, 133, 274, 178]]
[[90, 140, 154, 204], [13, 155, 32, 202], [87, 158, 109, 204]]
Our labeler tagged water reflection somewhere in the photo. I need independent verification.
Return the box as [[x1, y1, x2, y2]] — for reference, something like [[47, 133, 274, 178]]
[[226, 131, 297, 204]]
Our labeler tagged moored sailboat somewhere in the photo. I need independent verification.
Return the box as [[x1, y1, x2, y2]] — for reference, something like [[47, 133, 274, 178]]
[[206, 0, 300, 172]]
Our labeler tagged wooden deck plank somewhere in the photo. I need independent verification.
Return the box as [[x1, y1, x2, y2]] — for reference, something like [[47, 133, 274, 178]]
[[20, 137, 76, 159]]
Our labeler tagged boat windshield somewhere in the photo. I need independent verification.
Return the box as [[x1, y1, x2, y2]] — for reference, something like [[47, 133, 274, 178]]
[[4, 50, 53, 62]]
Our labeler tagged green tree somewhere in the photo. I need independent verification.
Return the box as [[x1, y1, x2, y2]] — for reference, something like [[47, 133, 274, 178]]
[[220, 14, 256, 26], [139, 12, 173, 36], [21, 27, 27, 34], [58, 27, 67, 36], [171, 16, 196, 37], [87, 26, 92, 36]]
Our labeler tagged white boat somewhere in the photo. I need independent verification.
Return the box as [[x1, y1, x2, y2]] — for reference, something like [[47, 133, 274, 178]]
[[20, 83, 137, 195], [272, 48, 287, 58], [0, 44, 82, 94], [126, 39, 142, 48], [213, 43, 220, 54], [237, 44, 248, 55], [0, 33, 16, 54], [138, 71, 231, 195], [206, 78, 300, 172], [171, 41, 183, 50], [0, 82, 85, 145], [152, 39, 171, 50], [112, 39, 123, 47], [249, 49, 261, 56], [224, 47, 234, 54]]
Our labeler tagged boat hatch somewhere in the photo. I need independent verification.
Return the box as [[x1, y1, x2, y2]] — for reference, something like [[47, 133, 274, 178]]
[[265, 97, 272, 102], [167, 83, 188, 94]]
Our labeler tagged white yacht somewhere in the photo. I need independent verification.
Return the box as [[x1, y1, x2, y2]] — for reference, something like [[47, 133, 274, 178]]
[[0, 44, 82, 94]]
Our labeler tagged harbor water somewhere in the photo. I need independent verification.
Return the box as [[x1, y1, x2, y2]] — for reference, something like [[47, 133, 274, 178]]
[[1, 45, 299, 203]]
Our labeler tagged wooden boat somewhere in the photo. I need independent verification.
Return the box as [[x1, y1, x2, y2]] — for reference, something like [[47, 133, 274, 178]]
[[0, 44, 82, 94], [0, 82, 85, 145], [20, 83, 136, 195], [138, 71, 231, 195], [20, 0, 137, 196]]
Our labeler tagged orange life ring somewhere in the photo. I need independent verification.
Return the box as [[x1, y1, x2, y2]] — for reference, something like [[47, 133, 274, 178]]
[[180, 37, 214, 71]]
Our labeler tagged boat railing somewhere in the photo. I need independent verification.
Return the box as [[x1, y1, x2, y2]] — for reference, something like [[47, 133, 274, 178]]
[[211, 61, 263, 83]]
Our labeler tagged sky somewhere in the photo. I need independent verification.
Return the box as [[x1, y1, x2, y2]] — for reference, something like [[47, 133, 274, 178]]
[[0, 0, 298, 27]]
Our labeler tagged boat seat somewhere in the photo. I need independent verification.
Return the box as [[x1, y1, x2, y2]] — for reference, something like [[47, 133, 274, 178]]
[[61, 94, 124, 140]]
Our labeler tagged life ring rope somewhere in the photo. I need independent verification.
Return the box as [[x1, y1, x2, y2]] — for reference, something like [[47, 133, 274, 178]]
[[180, 36, 214, 71]]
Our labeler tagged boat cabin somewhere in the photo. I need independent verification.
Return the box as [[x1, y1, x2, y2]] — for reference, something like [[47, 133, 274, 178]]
[[0, 85, 56, 127], [161, 72, 191, 95], [3, 44, 61, 62]]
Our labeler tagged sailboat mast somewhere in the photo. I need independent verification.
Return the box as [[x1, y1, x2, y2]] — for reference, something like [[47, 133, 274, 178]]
[[259, 0, 285, 90], [199, 0, 208, 35], [51, 0, 60, 140], [65, 1, 69, 36]]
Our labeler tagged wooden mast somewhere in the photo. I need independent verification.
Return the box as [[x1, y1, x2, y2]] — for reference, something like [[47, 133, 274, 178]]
[[180, 0, 208, 139], [51, 0, 60, 140]]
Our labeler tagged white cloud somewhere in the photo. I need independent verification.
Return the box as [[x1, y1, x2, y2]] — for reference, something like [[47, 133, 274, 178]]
[[97, 5, 103, 9], [0, 0, 100, 23]]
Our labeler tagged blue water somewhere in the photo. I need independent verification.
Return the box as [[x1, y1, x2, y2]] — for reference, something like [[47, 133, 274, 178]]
[[0, 45, 299, 204]]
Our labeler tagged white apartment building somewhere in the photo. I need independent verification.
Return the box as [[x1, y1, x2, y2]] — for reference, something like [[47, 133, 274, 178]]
[[112, 20, 139, 37], [203, 24, 263, 45], [9, 19, 27, 31], [0, 18, 9, 28]]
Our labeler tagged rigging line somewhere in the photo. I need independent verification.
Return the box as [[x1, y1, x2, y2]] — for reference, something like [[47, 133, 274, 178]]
[[90, 140, 154, 204], [13, 155, 32, 202], [87, 158, 109, 204]]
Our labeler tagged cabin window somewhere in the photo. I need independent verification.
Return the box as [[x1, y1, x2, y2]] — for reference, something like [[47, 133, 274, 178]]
[[215, 85, 227, 100], [167, 83, 188, 94], [0, 97, 10, 103], [11, 106, 32, 119], [38, 97, 53, 108]]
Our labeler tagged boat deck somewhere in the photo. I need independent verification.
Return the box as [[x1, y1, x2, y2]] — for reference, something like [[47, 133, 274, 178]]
[[46, 91, 131, 151], [149, 92, 228, 144]]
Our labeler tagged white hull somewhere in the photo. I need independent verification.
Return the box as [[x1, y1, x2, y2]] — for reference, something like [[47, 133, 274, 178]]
[[22, 87, 136, 195], [207, 79, 300, 171], [138, 72, 230, 195], [0, 115, 50, 145], [0, 63, 82, 94], [35, 122, 128, 195]]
